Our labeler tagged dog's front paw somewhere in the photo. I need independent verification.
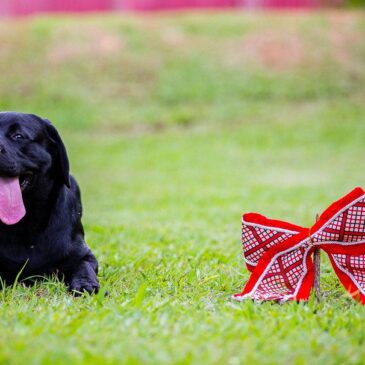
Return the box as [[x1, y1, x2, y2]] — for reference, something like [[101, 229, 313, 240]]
[[69, 277, 100, 296]]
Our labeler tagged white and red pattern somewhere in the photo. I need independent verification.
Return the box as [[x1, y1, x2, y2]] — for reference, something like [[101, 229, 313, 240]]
[[234, 187, 365, 304], [247, 242, 311, 301], [242, 221, 298, 270], [330, 253, 365, 297], [333, 254, 365, 286], [312, 198, 365, 244]]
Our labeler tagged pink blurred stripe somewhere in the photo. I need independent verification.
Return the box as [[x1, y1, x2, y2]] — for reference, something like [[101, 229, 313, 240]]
[[0, 0, 320, 15], [238, 0, 319, 6], [4, 0, 111, 15], [121, 0, 236, 10]]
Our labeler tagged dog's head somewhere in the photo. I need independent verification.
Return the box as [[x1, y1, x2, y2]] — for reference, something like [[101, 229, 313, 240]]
[[0, 112, 70, 225]]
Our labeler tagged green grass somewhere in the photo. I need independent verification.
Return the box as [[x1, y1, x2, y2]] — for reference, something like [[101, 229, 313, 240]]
[[1, 10, 365, 365]]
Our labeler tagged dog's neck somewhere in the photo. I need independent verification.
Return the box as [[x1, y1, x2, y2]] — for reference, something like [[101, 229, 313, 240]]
[[25, 180, 65, 226]]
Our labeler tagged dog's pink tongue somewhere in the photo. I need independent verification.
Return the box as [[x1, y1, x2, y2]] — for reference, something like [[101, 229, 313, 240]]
[[0, 177, 25, 225]]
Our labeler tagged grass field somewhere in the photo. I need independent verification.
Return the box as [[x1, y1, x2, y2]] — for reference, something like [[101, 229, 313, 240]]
[[1, 10, 365, 365]]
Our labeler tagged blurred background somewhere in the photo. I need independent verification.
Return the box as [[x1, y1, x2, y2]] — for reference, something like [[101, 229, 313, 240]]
[[0, 0, 363, 14], [0, 0, 364, 273]]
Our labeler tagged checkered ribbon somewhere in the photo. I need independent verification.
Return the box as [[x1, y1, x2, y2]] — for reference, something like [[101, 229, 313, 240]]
[[233, 187, 365, 304]]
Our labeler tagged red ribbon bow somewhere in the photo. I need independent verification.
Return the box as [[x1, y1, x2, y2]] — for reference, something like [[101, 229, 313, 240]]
[[233, 187, 365, 304]]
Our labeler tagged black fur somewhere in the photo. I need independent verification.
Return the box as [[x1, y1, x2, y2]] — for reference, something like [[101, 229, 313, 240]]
[[0, 112, 99, 295]]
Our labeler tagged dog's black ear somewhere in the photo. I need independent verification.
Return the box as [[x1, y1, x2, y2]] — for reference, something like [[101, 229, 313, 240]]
[[43, 119, 71, 188]]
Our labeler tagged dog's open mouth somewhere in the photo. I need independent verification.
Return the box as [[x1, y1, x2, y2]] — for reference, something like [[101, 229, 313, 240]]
[[20, 172, 34, 192], [0, 175, 27, 225]]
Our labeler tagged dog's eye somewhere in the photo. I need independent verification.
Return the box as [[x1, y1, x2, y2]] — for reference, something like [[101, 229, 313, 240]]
[[11, 133, 25, 140]]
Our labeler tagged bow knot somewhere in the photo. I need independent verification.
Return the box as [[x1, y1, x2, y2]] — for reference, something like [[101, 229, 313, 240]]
[[233, 187, 365, 304]]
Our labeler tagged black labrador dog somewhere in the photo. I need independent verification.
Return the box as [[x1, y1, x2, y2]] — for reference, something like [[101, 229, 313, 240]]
[[0, 111, 99, 295]]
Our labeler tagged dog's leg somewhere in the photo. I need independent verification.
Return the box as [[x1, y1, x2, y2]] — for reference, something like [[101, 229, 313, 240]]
[[67, 251, 100, 296]]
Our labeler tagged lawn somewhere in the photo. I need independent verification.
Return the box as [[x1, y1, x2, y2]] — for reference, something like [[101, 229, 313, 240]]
[[0, 10, 365, 365]]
